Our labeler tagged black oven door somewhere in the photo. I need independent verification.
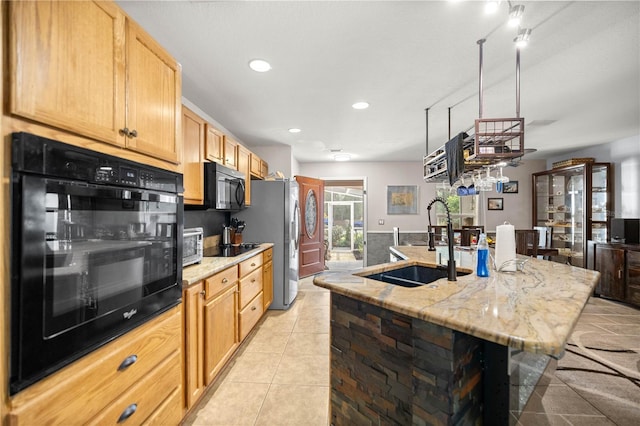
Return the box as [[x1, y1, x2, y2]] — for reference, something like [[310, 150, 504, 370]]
[[10, 175, 182, 394]]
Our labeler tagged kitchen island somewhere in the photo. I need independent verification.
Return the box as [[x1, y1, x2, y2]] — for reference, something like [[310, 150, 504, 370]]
[[313, 246, 600, 425]]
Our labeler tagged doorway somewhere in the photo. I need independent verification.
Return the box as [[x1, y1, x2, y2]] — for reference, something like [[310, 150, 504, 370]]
[[323, 179, 366, 271]]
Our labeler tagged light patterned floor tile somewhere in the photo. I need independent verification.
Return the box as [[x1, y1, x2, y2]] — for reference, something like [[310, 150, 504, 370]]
[[255, 384, 329, 426]]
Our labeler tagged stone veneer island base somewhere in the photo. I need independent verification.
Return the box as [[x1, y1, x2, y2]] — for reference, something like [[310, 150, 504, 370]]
[[315, 246, 600, 425]]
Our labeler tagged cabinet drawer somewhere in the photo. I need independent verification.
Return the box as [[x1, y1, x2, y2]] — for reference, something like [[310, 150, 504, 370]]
[[89, 351, 181, 425], [263, 248, 273, 263], [239, 292, 264, 340], [239, 253, 263, 277], [239, 268, 263, 308], [205, 266, 238, 300], [142, 386, 182, 426], [9, 307, 181, 425]]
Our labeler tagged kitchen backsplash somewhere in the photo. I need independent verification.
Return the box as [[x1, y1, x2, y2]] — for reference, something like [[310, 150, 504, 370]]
[[184, 210, 227, 238]]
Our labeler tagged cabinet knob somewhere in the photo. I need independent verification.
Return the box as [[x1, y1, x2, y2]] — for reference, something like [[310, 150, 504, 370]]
[[200, 290, 206, 297], [222, 278, 228, 283], [117, 403, 137, 423], [251, 306, 257, 311], [251, 263, 256, 267], [117, 355, 138, 371], [119, 128, 138, 138]]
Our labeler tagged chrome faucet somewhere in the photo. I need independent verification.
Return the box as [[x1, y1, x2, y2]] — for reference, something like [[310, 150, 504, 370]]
[[427, 197, 456, 282]]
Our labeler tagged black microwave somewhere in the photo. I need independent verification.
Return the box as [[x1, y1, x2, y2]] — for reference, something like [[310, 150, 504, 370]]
[[203, 162, 246, 211]]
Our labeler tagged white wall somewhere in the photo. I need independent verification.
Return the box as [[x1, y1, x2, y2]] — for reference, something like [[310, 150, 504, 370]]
[[299, 159, 543, 233], [299, 162, 436, 232], [547, 135, 640, 218], [478, 159, 546, 231]]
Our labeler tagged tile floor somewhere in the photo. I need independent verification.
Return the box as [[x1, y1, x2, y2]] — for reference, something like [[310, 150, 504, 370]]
[[184, 276, 330, 426], [185, 276, 640, 426]]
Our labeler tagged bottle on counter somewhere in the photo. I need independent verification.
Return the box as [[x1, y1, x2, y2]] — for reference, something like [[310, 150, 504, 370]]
[[476, 233, 490, 277]]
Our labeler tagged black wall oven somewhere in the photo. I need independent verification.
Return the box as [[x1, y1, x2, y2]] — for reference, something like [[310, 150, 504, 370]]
[[10, 132, 183, 394]]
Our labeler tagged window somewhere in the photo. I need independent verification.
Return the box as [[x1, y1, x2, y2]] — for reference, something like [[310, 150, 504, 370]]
[[434, 185, 478, 228]]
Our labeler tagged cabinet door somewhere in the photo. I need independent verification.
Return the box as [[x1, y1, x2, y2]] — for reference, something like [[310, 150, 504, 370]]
[[237, 145, 252, 206], [250, 153, 262, 178], [627, 250, 640, 306], [224, 137, 238, 169], [595, 246, 625, 300], [125, 19, 182, 164], [183, 283, 205, 410], [182, 106, 205, 205], [9, 1, 126, 145], [204, 284, 239, 386], [263, 260, 274, 310], [205, 124, 225, 164]]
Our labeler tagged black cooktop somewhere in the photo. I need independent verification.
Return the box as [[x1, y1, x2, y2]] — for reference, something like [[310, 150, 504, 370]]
[[204, 242, 261, 258]]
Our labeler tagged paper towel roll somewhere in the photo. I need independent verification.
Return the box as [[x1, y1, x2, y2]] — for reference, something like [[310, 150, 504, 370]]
[[495, 222, 516, 272]]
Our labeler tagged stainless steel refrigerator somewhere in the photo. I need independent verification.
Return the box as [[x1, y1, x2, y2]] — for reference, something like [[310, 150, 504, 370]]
[[236, 179, 300, 309]]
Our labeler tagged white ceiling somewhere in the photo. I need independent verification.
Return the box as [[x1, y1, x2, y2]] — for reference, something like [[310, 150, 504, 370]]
[[117, 1, 640, 163]]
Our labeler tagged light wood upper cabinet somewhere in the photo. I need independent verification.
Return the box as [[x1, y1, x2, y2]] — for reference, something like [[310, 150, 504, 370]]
[[124, 18, 182, 164], [182, 106, 205, 205], [205, 124, 225, 164], [224, 137, 239, 169], [8, 0, 181, 166], [9, 1, 126, 145], [237, 144, 251, 206], [250, 153, 262, 178]]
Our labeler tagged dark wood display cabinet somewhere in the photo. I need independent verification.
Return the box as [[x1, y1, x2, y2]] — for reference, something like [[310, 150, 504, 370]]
[[532, 162, 612, 267], [587, 241, 640, 307]]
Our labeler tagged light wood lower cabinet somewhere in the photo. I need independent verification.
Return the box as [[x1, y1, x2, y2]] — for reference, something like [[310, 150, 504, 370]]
[[8, 306, 182, 425], [263, 248, 274, 310], [204, 281, 239, 385], [182, 249, 273, 414], [183, 283, 205, 409]]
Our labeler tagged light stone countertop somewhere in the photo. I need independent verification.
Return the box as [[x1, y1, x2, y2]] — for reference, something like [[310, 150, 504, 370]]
[[313, 246, 600, 356], [182, 243, 274, 286]]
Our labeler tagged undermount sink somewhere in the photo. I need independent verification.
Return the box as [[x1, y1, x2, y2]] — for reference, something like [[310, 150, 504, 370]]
[[362, 265, 469, 288]]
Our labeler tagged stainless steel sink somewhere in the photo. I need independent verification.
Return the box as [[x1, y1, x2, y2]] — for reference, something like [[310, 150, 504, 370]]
[[361, 264, 469, 288]]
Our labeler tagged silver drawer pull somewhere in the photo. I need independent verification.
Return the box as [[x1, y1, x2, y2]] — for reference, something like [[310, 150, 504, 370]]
[[117, 403, 137, 423], [222, 278, 228, 283], [117, 355, 138, 371]]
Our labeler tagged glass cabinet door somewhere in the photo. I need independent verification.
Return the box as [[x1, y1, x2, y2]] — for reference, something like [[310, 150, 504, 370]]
[[533, 162, 612, 268], [591, 164, 610, 243], [533, 165, 587, 267]]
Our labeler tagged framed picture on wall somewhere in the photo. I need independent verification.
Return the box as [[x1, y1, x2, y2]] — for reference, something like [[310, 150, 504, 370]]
[[387, 185, 419, 214], [488, 198, 503, 210], [502, 181, 519, 194]]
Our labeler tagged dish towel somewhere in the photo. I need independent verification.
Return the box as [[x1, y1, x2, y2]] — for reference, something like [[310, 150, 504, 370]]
[[445, 132, 466, 186]]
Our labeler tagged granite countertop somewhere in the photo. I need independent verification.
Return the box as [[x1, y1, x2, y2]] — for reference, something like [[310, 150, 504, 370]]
[[313, 246, 600, 356], [182, 243, 274, 286]]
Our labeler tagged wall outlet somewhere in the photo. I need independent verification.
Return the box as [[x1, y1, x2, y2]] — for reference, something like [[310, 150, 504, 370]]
[[378, 219, 384, 225]]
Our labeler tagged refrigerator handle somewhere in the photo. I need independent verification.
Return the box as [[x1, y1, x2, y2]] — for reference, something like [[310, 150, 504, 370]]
[[293, 201, 300, 250]]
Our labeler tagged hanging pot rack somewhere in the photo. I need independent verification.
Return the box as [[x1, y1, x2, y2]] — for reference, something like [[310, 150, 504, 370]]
[[423, 38, 526, 183]]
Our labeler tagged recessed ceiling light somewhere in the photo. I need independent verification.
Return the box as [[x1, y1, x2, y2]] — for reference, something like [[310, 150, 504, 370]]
[[333, 153, 351, 162], [249, 59, 271, 72], [485, 1, 500, 14], [288, 128, 301, 133], [352, 101, 369, 110]]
